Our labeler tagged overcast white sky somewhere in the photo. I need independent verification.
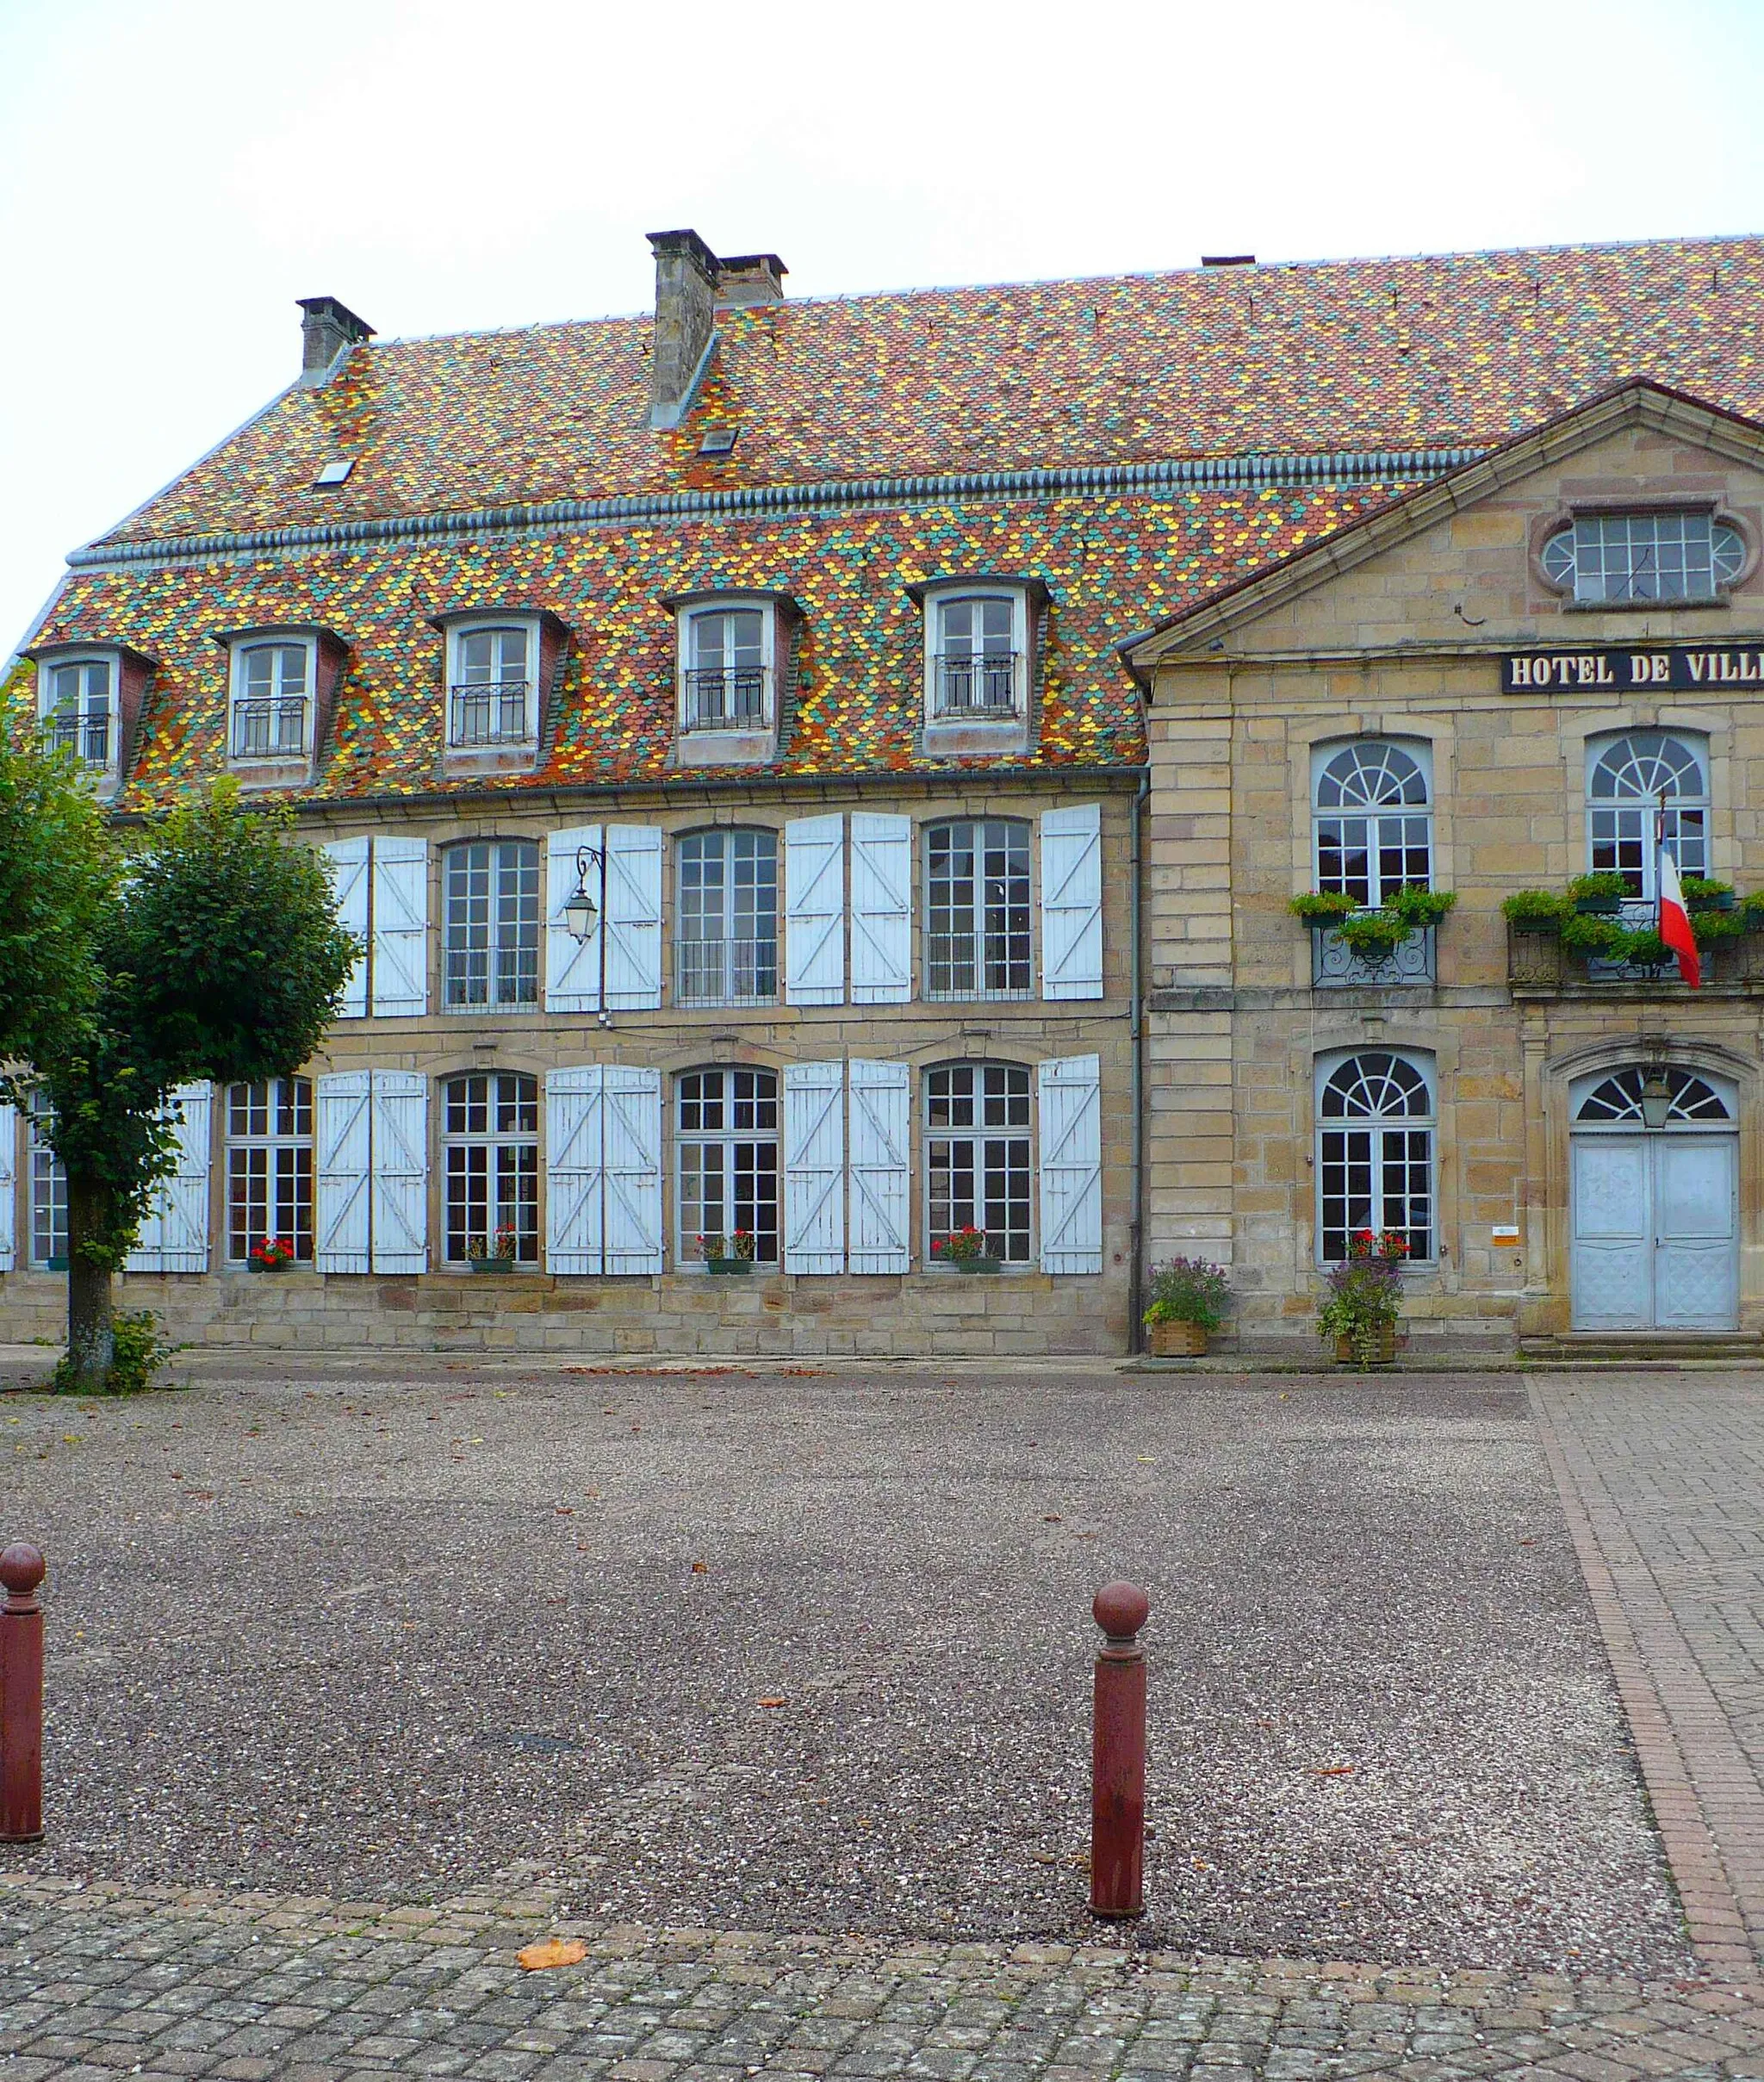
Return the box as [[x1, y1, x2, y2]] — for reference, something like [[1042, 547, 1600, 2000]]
[[4, 0, 1764, 653]]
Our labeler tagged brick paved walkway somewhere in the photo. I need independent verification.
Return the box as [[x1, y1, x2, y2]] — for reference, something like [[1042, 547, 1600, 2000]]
[[1531, 1380, 1764, 1983], [2, 1875, 1761, 2081]]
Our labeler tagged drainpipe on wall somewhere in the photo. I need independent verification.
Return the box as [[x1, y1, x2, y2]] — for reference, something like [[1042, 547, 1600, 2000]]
[[1127, 767, 1151, 1353]]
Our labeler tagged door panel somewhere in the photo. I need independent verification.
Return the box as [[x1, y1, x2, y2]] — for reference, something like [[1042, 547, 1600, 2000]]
[[1571, 1138, 1651, 1330], [1655, 1137, 1738, 1331]]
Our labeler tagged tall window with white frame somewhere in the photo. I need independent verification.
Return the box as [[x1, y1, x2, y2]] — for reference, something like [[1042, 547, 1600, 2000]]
[[444, 841, 540, 1008], [1316, 1052, 1434, 1263], [676, 1069, 780, 1265], [443, 1072, 538, 1265], [227, 1078, 314, 1264], [1314, 740, 1432, 904], [232, 642, 308, 758], [684, 608, 767, 730], [1587, 730, 1709, 899], [926, 818, 1032, 999], [40, 657, 113, 768], [450, 626, 532, 747], [676, 830, 779, 1006], [28, 1097, 66, 1270], [926, 1062, 1032, 1265], [934, 596, 1017, 715]]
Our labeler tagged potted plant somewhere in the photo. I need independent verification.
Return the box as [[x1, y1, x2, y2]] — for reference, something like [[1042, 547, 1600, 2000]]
[[1568, 871, 1630, 915], [1335, 909, 1412, 959], [1316, 1227, 1408, 1367], [1502, 890, 1565, 935], [1385, 885, 1457, 930], [248, 1235, 297, 1272], [934, 1224, 1000, 1272], [1683, 875, 1738, 913], [1142, 1257, 1229, 1356], [702, 1230, 757, 1273], [1288, 891, 1358, 929], [466, 1223, 520, 1273]]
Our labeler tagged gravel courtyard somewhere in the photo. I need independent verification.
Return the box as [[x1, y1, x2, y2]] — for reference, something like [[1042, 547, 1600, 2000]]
[[0, 1363, 1688, 1976]]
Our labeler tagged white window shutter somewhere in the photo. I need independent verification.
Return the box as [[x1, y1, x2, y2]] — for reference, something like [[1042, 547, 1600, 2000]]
[[785, 815, 846, 1005], [371, 836, 429, 1018], [605, 826, 662, 1010], [545, 1066, 605, 1275], [370, 1070, 428, 1273], [1039, 1054, 1103, 1275], [127, 1083, 212, 1273], [1040, 804, 1104, 1001], [783, 1061, 845, 1273], [848, 1060, 910, 1274], [545, 826, 603, 1014], [850, 814, 912, 1004], [315, 1072, 372, 1273], [322, 838, 370, 1018], [0, 1103, 16, 1274], [601, 1066, 663, 1274]]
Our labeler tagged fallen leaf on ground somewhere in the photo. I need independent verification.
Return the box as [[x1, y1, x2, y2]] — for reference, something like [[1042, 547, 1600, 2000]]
[[1136, 1456, 1156, 1464], [691, 1560, 709, 1573], [1312, 1765, 1356, 1777], [1042, 1513, 1062, 1523], [517, 1938, 587, 1971], [758, 1696, 786, 1708]]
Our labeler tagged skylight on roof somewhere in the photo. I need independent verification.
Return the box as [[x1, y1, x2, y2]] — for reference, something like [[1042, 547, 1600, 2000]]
[[313, 457, 355, 487], [697, 428, 737, 457]]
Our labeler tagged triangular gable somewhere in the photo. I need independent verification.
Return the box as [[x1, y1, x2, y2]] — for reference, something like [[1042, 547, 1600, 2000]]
[[1121, 380, 1764, 681]]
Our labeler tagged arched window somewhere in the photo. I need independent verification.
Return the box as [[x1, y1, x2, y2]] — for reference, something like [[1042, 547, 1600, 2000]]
[[1586, 731, 1708, 898], [442, 1072, 538, 1264], [227, 1078, 314, 1263], [677, 1068, 779, 1265], [444, 840, 540, 1007], [926, 818, 1032, 999], [676, 830, 780, 1006], [1575, 1066, 1731, 1125], [1313, 740, 1432, 907], [1316, 1051, 1434, 1263], [926, 1061, 1032, 1263], [1542, 512, 1745, 603]]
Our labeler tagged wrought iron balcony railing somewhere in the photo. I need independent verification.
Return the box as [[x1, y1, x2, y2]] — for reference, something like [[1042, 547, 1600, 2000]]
[[1311, 923, 1437, 987], [674, 937, 780, 1007], [449, 681, 533, 747], [41, 709, 111, 765], [933, 652, 1018, 716], [924, 929, 1033, 1001], [231, 697, 307, 759], [682, 667, 767, 730]]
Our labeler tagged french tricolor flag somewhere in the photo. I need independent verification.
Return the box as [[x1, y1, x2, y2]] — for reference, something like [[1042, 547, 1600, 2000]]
[[1659, 850, 1701, 989]]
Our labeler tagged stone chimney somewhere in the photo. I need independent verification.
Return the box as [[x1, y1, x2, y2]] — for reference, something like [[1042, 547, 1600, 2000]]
[[714, 253, 788, 309], [647, 229, 719, 428], [297, 295, 375, 390]]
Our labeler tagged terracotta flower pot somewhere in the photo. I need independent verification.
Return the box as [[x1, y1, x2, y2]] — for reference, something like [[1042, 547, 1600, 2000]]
[[1146, 1319, 1208, 1357]]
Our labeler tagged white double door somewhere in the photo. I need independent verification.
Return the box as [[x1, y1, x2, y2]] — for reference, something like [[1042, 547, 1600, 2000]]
[[1571, 1132, 1738, 1331]]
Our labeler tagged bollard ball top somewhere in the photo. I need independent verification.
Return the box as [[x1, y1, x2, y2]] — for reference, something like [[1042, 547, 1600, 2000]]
[[0, 1544, 46, 1597], [1093, 1580, 1149, 1640]]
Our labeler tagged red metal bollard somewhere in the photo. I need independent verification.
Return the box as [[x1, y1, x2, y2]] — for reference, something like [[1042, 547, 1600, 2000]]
[[1090, 1580, 1149, 1918], [0, 1544, 46, 1844]]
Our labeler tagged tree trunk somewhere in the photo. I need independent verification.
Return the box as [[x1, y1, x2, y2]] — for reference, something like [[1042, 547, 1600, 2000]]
[[64, 1172, 115, 1391]]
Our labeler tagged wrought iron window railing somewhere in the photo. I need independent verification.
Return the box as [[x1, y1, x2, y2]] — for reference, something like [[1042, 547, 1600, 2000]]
[[41, 709, 111, 765], [682, 667, 767, 730], [674, 937, 780, 1007], [924, 929, 1033, 1001], [1312, 923, 1437, 987], [449, 681, 533, 747], [231, 697, 307, 759], [934, 652, 1018, 716]]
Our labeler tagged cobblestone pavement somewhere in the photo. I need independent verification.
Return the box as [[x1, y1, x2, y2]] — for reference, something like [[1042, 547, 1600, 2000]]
[[1531, 1379, 1764, 1981], [2, 1875, 1761, 2081]]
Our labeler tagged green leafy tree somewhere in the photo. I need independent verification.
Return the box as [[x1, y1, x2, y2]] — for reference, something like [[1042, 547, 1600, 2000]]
[[0, 743, 113, 1065], [11, 780, 357, 1390]]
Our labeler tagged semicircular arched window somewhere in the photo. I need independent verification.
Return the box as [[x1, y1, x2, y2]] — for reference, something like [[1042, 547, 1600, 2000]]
[[1316, 1050, 1434, 1263], [1541, 512, 1745, 603], [1575, 1066, 1731, 1126], [1313, 740, 1432, 907], [1587, 730, 1708, 898]]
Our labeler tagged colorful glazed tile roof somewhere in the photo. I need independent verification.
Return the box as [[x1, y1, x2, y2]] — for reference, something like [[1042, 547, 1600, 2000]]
[[19, 234, 1764, 801], [95, 237, 1764, 545]]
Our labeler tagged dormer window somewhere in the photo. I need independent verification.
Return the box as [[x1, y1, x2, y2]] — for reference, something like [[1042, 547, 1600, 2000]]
[[449, 624, 535, 748], [909, 576, 1041, 755], [40, 655, 115, 769], [1540, 510, 1747, 605], [232, 640, 311, 758], [662, 591, 795, 768]]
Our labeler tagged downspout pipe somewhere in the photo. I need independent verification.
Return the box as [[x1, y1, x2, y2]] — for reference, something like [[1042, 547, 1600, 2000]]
[[1127, 766, 1151, 1353]]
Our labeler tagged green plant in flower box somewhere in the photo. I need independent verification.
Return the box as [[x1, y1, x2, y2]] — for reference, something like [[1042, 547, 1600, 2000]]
[[1289, 891, 1357, 924], [1501, 889, 1566, 929], [1568, 871, 1631, 913]]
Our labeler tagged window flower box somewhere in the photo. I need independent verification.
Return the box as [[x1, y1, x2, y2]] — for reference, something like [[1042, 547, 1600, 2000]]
[[934, 1226, 1001, 1271], [700, 1230, 758, 1273], [467, 1224, 520, 1274]]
